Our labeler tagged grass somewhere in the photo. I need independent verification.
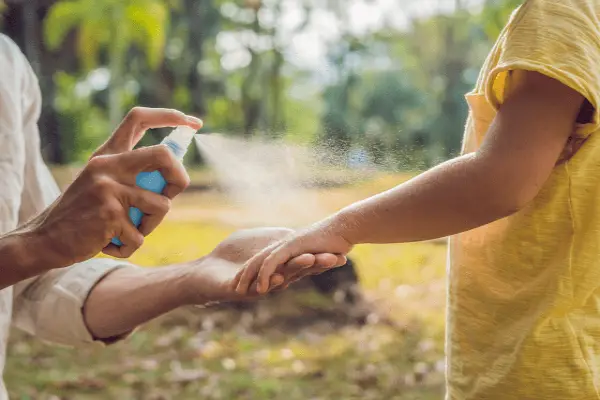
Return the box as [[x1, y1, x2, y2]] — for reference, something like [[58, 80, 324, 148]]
[[5, 171, 448, 399]]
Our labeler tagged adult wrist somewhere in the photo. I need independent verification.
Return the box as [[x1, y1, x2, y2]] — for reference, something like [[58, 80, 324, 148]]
[[0, 229, 50, 281], [26, 220, 72, 272], [176, 258, 221, 306]]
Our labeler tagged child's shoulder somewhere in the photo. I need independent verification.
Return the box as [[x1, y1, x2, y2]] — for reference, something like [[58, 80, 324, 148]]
[[472, 0, 600, 139], [515, 0, 600, 19]]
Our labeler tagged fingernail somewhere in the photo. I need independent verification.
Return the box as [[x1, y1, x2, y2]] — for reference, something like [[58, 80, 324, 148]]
[[187, 116, 203, 127]]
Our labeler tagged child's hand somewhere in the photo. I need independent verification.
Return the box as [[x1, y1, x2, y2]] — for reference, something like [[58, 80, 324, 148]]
[[234, 221, 353, 295]]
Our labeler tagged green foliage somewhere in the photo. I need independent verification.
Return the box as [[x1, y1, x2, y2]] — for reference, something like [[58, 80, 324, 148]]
[[284, 96, 321, 145], [44, 0, 168, 71], [44, 0, 170, 126], [125, 2, 168, 69], [2, 0, 523, 165], [481, 0, 524, 39], [53, 71, 110, 163], [42, 3, 78, 50]]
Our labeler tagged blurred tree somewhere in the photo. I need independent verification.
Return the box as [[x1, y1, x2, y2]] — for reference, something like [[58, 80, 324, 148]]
[[132, 0, 223, 159], [240, 1, 263, 136], [44, 0, 170, 126], [216, 0, 313, 137], [389, 3, 488, 160], [1, 0, 523, 167], [264, 0, 285, 135], [434, 1, 474, 157], [481, 0, 523, 39], [2, 0, 81, 165], [360, 71, 424, 166], [319, 0, 367, 154], [53, 71, 110, 162], [320, 37, 365, 154], [136, 0, 222, 115]]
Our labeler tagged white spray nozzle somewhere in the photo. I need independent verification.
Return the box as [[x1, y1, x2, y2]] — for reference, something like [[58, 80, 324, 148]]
[[169, 125, 197, 149], [162, 126, 197, 159]]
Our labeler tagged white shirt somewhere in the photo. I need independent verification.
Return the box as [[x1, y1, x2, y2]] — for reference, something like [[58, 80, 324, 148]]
[[0, 34, 128, 399]]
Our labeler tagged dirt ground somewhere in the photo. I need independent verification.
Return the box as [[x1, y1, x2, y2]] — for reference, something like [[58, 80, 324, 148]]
[[5, 170, 447, 399]]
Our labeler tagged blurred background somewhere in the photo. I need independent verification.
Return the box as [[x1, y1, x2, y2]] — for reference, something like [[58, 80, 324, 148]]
[[1, 0, 520, 399]]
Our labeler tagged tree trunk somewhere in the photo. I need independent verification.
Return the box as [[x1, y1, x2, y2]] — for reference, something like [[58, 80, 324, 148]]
[[5, 1, 64, 164], [22, 0, 41, 75], [269, 2, 285, 135], [189, 0, 208, 118], [241, 9, 262, 136], [270, 49, 285, 134], [108, 45, 124, 128], [108, 10, 126, 128], [438, 11, 469, 157]]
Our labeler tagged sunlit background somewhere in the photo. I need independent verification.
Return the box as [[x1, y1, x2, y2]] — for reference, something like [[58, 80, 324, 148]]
[[2, 1, 520, 399]]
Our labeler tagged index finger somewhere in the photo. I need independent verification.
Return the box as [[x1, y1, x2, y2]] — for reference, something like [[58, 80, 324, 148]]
[[104, 107, 203, 154]]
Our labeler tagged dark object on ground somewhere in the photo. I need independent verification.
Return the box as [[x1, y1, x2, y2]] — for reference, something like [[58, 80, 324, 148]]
[[309, 257, 361, 304], [222, 259, 372, 331]]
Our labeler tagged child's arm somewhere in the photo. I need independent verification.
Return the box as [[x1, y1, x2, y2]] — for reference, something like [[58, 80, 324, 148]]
[[235, 71, 585, 294]]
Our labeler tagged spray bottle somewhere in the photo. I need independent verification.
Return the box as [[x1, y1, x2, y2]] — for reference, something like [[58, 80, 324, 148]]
[[111, 126, 197, 246]]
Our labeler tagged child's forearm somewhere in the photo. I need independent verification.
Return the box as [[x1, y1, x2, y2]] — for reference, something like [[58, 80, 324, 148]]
[[329, 152, 523, 245], [237, 71, 583, 295]]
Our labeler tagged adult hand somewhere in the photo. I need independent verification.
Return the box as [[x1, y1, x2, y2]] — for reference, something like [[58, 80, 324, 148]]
[[26, 107, 202, 269], [180, 228, 347, 304]]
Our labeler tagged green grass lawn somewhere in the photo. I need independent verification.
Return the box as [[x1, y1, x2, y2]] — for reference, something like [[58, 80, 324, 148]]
[[5, 171, 447, 399]]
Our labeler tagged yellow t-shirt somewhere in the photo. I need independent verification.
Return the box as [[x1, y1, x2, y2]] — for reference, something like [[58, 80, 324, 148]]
[[448, 0, 600, 398]]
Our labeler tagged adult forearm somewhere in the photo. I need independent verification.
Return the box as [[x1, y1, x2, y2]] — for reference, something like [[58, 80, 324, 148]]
[[331, 153, 521, 245], [83, 263, 200, 340]]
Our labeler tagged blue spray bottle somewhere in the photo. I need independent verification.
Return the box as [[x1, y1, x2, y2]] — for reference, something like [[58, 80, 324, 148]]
[[111, 126, 197, 246]]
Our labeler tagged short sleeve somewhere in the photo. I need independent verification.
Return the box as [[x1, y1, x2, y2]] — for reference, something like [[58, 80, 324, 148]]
[[12, 259, 134, 347], [486, 0, 600, 138]]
